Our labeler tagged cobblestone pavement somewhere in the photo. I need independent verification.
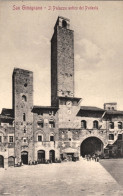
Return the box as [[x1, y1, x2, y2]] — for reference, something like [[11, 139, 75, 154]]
[[0, 158, 123, 196]]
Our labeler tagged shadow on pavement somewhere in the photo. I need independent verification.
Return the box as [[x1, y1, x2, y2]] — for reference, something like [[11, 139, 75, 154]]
[[100, 159, 123, 186]]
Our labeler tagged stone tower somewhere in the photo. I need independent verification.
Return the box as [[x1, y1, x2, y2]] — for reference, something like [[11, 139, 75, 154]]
[[51, 16, 74, 106], [12, 68, 34, 164]]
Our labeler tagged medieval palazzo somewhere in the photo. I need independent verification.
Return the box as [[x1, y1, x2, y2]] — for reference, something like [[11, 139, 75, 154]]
[[0, 17, 123, 168]]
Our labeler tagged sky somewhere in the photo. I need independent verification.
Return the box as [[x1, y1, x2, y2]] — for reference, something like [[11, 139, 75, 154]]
[[0, 1, 123, 112]]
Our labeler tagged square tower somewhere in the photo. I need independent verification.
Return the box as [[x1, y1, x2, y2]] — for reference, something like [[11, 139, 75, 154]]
[[12, 68, 34, 164], [51, 16, 74, 106]]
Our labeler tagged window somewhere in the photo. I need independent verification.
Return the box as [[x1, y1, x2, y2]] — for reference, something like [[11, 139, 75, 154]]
[[118, 122, 122, 129], [109, 134, 114, 140], [118, 134, 122, 140], [24, 83, 27, 87], [50, 135, 54, 141], [9, 136, 13, 143], [81, 120, 86, 129], [49, 121, 55, 128], [109, 122, 114, 129], [23, 113, 26, 121], [62, 20, 67, 28], [38, 135, 42, 142], [9, 122, 13, 126], [93, 121, 98, 129], [37, 121, 43, 128], [22, 95, 27, 102], [0, 136, 2, 143], [24, 127, 26, 133], [23, 138, 27, 143]]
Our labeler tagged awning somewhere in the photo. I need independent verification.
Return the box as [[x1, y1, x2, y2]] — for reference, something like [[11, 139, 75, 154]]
[[62, 147, 77, 153]]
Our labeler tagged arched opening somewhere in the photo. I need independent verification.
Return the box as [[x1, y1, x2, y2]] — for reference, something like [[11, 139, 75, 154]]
[[37, 150, 45, 163], [8, 156, 15, 167], [62, 20, 67, 28], [0, 155, 4, 168], [21, 151, 28, 164], [22, 95, 27, 102], [81, 120, 87, 129], [118, 122, 122, 129], [49, 150, 55, 162], [80, 137, 103, 157], [93, 120, 98, 129]]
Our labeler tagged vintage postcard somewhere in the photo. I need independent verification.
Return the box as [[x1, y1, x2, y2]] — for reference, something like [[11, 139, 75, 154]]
[[0, 1, 123, 195]]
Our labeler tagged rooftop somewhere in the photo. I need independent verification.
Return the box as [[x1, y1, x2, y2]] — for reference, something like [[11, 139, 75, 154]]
[[80, 106, 105, 111], [32, 106, 59, 113]]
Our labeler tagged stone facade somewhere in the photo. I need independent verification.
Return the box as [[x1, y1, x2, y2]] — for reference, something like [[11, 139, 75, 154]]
[[0, 16, 123, 168], [51, 17, 74, 106]]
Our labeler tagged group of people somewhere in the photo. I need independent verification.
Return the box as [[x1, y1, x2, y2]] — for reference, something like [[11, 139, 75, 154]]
[[85, 154, 100, 162]]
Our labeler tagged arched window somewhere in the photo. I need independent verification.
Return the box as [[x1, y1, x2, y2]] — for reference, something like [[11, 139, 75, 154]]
[[81, 120, 86, 129], [49, 121, 55, 128], [62, 20, 67, 28], [50, 134, 54, 141], [109, 122, 114, 129], [37, 120, 44, 128], [118, 122, 122, 129], [38, 135, 43, 142], [22, 95, 27, 102], [23, 113, 26, 121], [93, 121, 98, 129]]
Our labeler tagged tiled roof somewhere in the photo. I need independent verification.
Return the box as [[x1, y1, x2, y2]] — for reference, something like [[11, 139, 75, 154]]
[[32, 106, 59, 113], [0, 114, 14, 120], [1, 108, 14, 118], [106, 110, 123, 115], [80, 106, 105, 111]]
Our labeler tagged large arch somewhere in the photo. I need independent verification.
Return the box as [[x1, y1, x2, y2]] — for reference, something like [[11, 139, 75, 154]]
[[0, 155, 4, 168], [80, 136, 104, 157], [21, 151, 28, 164]]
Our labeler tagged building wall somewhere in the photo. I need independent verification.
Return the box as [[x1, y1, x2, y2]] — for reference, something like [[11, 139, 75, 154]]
[[0, 125, 14, 168], [12, 68, 34, 164], [33, 110, 60, 161], [51, 17, 74, 107]]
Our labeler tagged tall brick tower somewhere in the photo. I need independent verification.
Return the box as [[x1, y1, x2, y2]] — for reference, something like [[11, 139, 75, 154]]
[[12, 68, 33, 164], [51, 16, 74, 106]]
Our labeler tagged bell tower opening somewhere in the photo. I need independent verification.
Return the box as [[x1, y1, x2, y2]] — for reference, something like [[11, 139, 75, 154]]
[[80, 137, 104, 157], [62, 20, 67, 28]]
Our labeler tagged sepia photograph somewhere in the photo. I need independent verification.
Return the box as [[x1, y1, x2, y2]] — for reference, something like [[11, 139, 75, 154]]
[[0, 1, 123, 195]]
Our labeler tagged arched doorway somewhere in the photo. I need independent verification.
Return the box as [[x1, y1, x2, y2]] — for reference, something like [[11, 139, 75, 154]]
[[81, 137, 103, 157], [37, 150, 45, 163], [21, 151, 28, 164], [49, 150, 55, 162], [0, 155, 4, 168], [8, 156, 15, 167]]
